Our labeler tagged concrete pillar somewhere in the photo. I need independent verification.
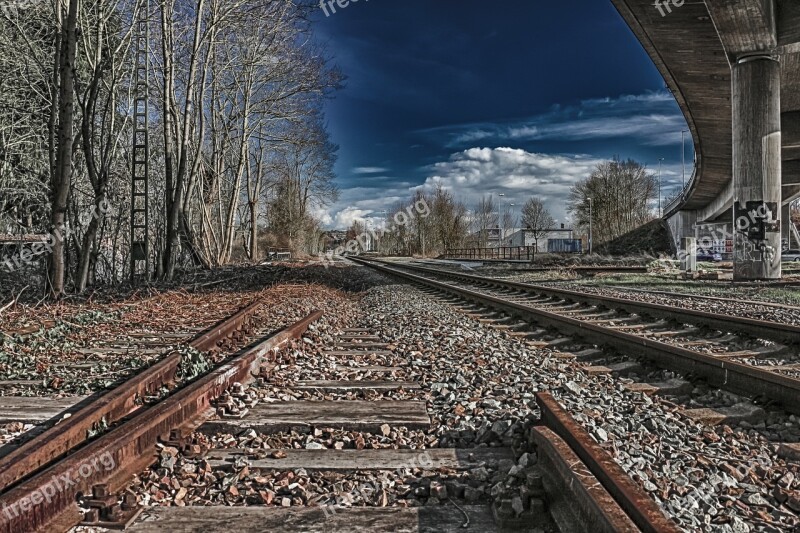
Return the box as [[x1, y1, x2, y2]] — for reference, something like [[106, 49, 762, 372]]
[[732, 55, 782, 280], [681, 237, 697, 272], [666, 210, 697, 256]]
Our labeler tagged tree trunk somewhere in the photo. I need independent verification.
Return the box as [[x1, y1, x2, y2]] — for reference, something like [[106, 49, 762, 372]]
[[48, 0, 80, 299], [164, 0, 206, 280]]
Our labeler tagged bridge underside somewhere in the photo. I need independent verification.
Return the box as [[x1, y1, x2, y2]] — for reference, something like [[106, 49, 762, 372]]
[[611, 0, 800, 278]]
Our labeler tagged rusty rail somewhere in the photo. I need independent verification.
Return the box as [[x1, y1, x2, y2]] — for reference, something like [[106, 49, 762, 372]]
[[0, 310, 322, 533], [535, 393, 680, 533], [532, 426, 640, 532], [0, 300, 262, 493]]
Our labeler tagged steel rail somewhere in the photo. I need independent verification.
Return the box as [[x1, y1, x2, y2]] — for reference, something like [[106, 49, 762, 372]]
[[370, 259, 800, 345], [0, 300, 262, 493], [355, 258, 800, 414], [536, 393, 681, 533], [0, 310, 322, 533]]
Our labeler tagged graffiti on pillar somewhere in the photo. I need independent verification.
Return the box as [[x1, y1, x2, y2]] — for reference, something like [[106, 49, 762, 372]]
[[733, 200, 780, 276]]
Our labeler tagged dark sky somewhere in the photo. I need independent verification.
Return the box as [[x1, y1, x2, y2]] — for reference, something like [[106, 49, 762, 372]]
[[311, 0, 693, 228]]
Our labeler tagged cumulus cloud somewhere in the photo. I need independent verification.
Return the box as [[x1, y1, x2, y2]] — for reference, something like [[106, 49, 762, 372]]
[[417, 147, 607, 221], [316, 185, 412, 229]]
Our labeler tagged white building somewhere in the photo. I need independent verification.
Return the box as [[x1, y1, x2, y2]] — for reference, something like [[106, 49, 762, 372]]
[[505, 227, 576, 252]]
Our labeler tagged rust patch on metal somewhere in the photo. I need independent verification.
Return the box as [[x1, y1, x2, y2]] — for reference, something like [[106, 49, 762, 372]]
[[535, 392, 680, 533], [0, 301, 262, 493], [532, 426, 639, 533], [0, 309, 319, 533]]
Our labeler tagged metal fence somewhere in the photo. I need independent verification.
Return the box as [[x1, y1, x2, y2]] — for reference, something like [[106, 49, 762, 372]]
[[443, 247, 538, 260]]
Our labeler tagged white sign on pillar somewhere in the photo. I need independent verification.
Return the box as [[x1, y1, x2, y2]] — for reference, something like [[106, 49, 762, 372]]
[[682, 237, 697, 272]]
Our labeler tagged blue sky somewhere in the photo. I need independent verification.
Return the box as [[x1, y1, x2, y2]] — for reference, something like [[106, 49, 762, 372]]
[[311, 0, 694, 228]]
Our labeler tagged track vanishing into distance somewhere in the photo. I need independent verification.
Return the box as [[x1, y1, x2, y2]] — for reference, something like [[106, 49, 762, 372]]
[[4, 260, 800, 532], [354, 258, 800, 419], [0, 277, 686, 533]]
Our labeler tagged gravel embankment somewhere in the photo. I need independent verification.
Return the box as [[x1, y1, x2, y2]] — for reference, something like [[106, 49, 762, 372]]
[[545, 282, 800, 327], [132, 265, 799, 532]]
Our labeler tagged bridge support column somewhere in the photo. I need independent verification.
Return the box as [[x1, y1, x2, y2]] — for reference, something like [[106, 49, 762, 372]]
[[732, 55, 782, 280]]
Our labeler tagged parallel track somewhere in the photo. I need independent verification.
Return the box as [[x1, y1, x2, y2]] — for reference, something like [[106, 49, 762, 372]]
[[355, 258, 800, 414]]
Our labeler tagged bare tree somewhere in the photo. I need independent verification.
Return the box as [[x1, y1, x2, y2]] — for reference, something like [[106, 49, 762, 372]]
[[74, 0, 136, 292], [430, 186, 468, 254], [521, 197, 554, 260], [48, 0, 80, 298], [472, 195, 498, 249], [0, 0, 342, 295], [569, 157, 657, 244], [501, 204, 517, 244]]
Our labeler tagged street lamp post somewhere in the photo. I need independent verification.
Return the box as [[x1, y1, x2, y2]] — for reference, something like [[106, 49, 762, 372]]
[[498, 193, 507, 240], [681, 130, 689, 188], [658, 157, 665, 217], [588, 197, 593, 255]]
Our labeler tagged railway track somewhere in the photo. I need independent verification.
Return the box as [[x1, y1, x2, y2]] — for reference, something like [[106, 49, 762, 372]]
[[122, 323, 677, 533], [422, 258, 649, 274], [354, 258, 800, 419], [0, 291, 683, 531], [0, 299, 316, 532]]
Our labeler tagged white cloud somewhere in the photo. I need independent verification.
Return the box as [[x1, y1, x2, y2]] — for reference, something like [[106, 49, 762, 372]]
[[418, 91, 688, 148], [316, 184, 413, 229], [417, 147, 607, 221], [352, 166, 390, 174], [332, 207, 373, 229]]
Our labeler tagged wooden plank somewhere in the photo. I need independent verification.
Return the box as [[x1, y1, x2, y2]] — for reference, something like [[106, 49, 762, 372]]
[[681, 404, 765, 426], [323, 351, 394, 357], [711, 350, 763, 359], [129, 505, 503, 533], [583, 366, 612, 376], [200, 401, 431, 434], [293, 381, 420, 391], [0, 396, 87, 423], [622, 383, 660, 395], [205, 447, 513, 472], [337, 335, 381, 341], [0, 381, 41, 387], [334, 366, 404, 373], [334, 342, 390, 349], [778, 443, 800, 461]]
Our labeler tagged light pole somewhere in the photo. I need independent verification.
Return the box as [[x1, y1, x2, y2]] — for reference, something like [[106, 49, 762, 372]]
[[587, 197, 593, 255], [379, 210, 387, 253], [681, 130, 689, 188], [658, 157, 665, 217], [498, 193, 507, 240]]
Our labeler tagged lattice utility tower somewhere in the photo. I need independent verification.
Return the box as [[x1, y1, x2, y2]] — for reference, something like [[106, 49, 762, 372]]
[[130, 0, 150, 281]]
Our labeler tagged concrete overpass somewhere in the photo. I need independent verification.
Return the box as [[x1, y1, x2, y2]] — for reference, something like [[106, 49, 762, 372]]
[[610, 0, 800, 279]]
